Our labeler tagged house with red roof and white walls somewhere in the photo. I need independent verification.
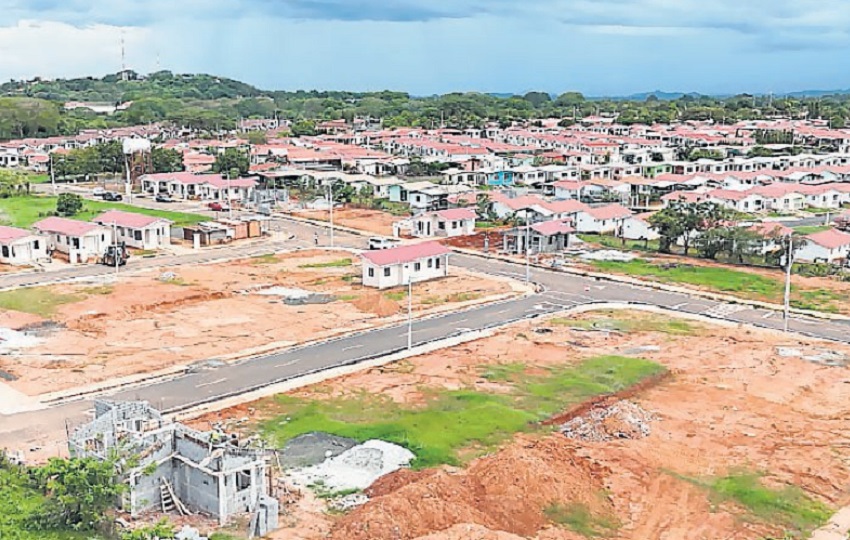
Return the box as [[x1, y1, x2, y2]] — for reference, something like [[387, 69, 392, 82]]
[[707, 189, 765, 213], [33, 217, 114, 264], [409, 208, 476, 238], [501, 219, 575, 254], [0, 225, 49, 266], [621, 212, 660, 241], [796, 229, 850, 264], [574, 204, 633, 234], [361, 242, 451, 289], [92, 210, 172, 251]]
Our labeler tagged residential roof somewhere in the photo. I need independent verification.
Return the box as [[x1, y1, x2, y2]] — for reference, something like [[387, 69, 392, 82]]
[[93, 210, 170, 229], [34, 216, 103, 236], [748, 222, 794, 237], [541, 199, 590, 214], [805, 228, 850, 249], [0, 225, 32, 244], [531, 220, 575, 236], [426, 208, 477, 221], [361, 241, 450, 266], [585, 204, 632, 220]]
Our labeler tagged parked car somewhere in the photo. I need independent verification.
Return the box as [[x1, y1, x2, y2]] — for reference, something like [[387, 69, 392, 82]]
[[155, 194, 173, 203], [208, 201, 230, 212], [102, 192, 123, 201], [92, 187, 106, 198], [368, 237, 401, 250]]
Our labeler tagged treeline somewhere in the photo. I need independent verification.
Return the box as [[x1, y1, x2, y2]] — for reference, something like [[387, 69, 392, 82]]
[[49, 141, 184, 181], [3, 71, 850, 140]]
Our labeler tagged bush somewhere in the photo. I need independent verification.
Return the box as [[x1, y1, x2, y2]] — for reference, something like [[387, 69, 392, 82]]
[[56, 193, 83, 217]]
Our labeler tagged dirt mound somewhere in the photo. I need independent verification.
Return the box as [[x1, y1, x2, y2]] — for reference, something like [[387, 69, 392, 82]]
[[560, 401, 654, 442], [329, 436, 612, 540], [353, 293, 400, 317], [366, 468, 441, 498], [413, 524, 526, 540]]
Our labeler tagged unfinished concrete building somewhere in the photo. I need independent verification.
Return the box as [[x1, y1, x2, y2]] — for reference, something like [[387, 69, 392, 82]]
[[69, 400, 278, 537]]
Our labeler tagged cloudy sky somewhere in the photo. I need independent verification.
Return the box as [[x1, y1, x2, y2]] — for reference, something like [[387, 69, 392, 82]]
[[1, 0, 849, 95]]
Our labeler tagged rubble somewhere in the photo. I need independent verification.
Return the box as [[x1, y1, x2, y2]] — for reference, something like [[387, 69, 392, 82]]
[[560, 401, 654, 442], [328, 493, 369, 512], [580, 250, 637, 262], [279, 432, 358, 469], [0, 327, 40, 354]]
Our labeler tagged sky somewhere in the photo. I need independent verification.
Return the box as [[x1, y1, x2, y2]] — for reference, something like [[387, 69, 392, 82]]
[[1, 0, 850, 96]]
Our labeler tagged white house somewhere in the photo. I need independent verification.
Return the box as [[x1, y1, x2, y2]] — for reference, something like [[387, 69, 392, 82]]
[[410, 208, 476, 238], [621, 213, 660, 241], [553, 180, 582, 200], [0, 226, 49, 265], [92, 210, 172, 250], [707, 189, 765, 213], [796, 229, 850, 264], [574, 204, 633, 234], [33, 217, 114, 264], [361, 242, 451, 289]]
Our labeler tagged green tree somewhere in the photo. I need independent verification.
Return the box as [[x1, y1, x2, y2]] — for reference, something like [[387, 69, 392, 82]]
[[56, 193, 83, 217], [246, 131, 268, 145], [151, 147, 184, 173], [289, 120, 317, 137], [649, 201, 727, 255], [213, 148, 249, 177], [522, 91, 552, 108]]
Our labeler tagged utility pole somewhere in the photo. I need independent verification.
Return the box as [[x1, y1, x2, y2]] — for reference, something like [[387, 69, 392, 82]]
[[227, 171, 233, 220], [49, 153, 56, 195], [112, 222, 119, 277], [783, 234, 793, 332], [525, 216, 531, 285], [407, 273, 413, 350], [327, 183, 335, 247]]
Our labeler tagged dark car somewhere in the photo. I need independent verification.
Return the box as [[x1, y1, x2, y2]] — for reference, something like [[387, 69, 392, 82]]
[[102, 192, 123, 201], [155, 194, 173, 203]]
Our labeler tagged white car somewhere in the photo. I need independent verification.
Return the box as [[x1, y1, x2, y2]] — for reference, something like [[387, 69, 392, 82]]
[[92, 187, 106, 197], [368, 237, 401, 250]]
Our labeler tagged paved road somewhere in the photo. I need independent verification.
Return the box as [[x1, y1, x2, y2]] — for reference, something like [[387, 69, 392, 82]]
[[3, 215, 850, 451]]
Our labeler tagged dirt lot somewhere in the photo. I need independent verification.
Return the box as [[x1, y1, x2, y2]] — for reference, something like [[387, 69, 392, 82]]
[[0, 249, 516, 396], [193, 309, 850, 540], [293, 208, 401, 236]]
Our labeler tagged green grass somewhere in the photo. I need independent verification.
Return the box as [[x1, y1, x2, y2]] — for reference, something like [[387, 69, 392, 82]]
[[261, 356, 665, 469], [688, 472, 832, 535], [544, 502, 619, 538], [0, 287, 84, 318], [791, 289, 843, 313], [793, 225, 832, 235], [0, 195, 205, 228], [548, 314, 695, 335], [480, 362, 527, 382], [299, 258, 353, 269], [336, 294, 360, 302], [579, 234, 660, 252], [384, 291, 407, 301], [79, 285, 114, 296], [250, 253, 279, 265]]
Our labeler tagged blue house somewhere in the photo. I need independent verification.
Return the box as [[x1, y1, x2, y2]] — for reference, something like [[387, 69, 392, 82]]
[[482, 169, 515, 187]]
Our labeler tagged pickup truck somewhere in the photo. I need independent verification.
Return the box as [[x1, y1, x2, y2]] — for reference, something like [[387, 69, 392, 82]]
[[102, 192, 123, 202], [208, 201, 231, 212]]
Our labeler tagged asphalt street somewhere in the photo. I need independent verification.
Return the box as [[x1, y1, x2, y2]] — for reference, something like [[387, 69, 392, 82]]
[[2, 213, 850, 452]]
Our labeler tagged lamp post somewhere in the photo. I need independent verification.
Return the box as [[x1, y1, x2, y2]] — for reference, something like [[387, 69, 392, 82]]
[[327, 183, 335, 247], [525, 216, 531, 285], [783, 234, 793, 332]]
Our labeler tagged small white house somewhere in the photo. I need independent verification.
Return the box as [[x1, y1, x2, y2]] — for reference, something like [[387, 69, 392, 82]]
[[92, 210, 172, 251], [411, 208, 476, 238], [574, 204, 633, 234], [796, 229, 850, 264], [621, 213, 660, 241], [361, 242, 451, 289], [33, 217, 114, 264], [0, 226, 49, 266]]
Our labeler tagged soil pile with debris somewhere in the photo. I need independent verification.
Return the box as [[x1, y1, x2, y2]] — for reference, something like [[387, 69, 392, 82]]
[[278, 432, 358, 469], [353, 293, 400, 317], [560, 401, 654, 442]]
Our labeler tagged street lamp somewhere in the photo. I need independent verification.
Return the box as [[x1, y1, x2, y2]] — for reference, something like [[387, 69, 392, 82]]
[[326, 183, 335, 247], [783, 234, 794, 332], [406, 267, 413, 350], [525, 216, 531, 285]]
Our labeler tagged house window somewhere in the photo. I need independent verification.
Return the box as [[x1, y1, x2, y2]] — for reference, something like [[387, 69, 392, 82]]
[[414, 262, 421, 271], [428, 258, 433, 268], [72, 238, 80, 249], [383, 267, 391, 277], [452, 221, 458, 229], [236, 470, 252, 491], [1, 246, 8, 258], [134, 230, 142, 241], [438, 222, 446, 230], [33, 240, 39, 250], [435, 257, 441, 269], [368, 268, 375, 277]]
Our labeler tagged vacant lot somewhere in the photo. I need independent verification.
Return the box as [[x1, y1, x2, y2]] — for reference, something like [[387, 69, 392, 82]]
[[193, 309, 850, 540], [293, 207, 400, 236], [0, 250, 516, 395]]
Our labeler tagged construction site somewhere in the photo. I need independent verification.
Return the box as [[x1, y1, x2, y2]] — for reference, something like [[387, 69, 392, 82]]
[[183, 308, 850, 540]]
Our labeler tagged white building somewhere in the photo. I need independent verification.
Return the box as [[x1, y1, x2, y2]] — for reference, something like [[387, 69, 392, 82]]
[[33, 217, 114, 264], [0, 226, 48, 265], [574, 204, 633, 234], [796, 229, 850, 264], [410, 208, 476, 238], [361, 242, 451, 289], [92, 210, 172, 251], [621, 213, 660, 241]]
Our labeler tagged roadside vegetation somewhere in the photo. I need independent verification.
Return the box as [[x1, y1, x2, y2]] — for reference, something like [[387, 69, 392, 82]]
[[544, 501, 620, 538], [0, 287, 84, 318], [261, 355, 665, 468], [547, 312, 697, 335]]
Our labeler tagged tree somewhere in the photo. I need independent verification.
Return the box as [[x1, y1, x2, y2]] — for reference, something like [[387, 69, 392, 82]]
[[56, 193, 83, 217], [213, 148, 249, 177], [246, 131, 268, 145], [151, 147, 184, 173], [649, 201, 727, 255], [330, 180, 356, 204], [30, 457, 125, 531], [289, 120, 317, 137], [522, 91, 552, 108]]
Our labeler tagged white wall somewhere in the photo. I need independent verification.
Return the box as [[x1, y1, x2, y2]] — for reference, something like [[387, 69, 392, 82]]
[[48, 229, 113, 264], [0, 236, 49, 265], [110, 223, 172, 250], [622, 218, 660, 240], [362, 255, 449, 289], [796, 242, 850, 263]]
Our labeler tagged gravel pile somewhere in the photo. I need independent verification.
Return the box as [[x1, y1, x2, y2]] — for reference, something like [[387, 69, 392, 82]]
[[287, 439, 415, 492], [560, 401, 654, 442]]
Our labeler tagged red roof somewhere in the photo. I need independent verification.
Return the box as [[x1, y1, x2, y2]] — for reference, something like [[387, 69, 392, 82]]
[[34, 217, 102, 236], [542, 199, 589, 214], [806, 228, 850, 249], [749, 222, 794, 237], [586, 204, 632, 220], [531, 220, 575, 236], [427, 208, 476, 221], [361, 242, 450, 266], [0, 225, 32, 244], [93, 210, 169, 229]]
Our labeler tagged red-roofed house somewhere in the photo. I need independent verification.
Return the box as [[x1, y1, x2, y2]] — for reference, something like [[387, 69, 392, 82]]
[[33, 217, 113, 264], [796, 229, 850, 263], [574, 204, 633, 234], [622, 212, 660, 241], [708, 189, 765, 213], [410, 208, 476, 238], [0, 225, 48, 266], [502, 220, 575, 254], [92, 210, 172, 250], [361, 242, 451, 289]]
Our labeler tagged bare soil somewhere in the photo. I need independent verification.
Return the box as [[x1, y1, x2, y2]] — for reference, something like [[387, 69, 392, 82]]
[[294, 208, 401, 236], [195, 310, 850, 540], [0, 249, 513, 396]]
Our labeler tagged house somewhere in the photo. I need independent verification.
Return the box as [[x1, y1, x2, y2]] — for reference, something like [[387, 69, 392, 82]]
[[752, 184, 806, 212], [69, 400, 278, 535], [0, 225, 49, 265], [621, 212, 660, 241], [574, 204, 633, 234], [92, 210, 172, 251], [707, 189, 765, 213], [33, 217, 113, 264], [361, 241, 451, 289], [747, 222, 794, 255], [796, 228, 850, 264], [411, 208, 476, 238], [502, 220, 575, 254], [553, 180, 583, 200]]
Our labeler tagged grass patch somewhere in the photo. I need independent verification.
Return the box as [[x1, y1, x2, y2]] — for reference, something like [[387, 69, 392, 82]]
[[250, 253, 279, 265], [261, 356, 665, 469], [447, 292, 482, 303], [579, 234, 660, 252], [480, 362, 527, 382], [793, 225, 832, 235], [544, 502, 619, 538], [384, 290, 407, 301], [548, 314, 695, 335], [0, 287, 83, 317], [79, 285, 114, 296], [299, 258, 353, 269], [791, 289, 843, 313], [0, 195, 205, 228], [688, 472, 832, 535], [336, 294, 360, 302]]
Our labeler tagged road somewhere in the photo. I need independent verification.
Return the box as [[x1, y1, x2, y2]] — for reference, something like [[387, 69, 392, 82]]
[[3, 207, 850, 452]]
